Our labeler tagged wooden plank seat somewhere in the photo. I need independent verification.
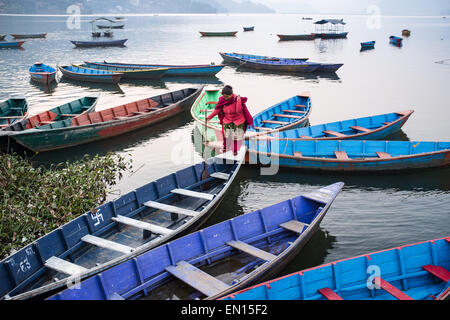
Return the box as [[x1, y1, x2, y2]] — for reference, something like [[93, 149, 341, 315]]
[[323, 130, 346, 138], [111, 215, 172, 236], [38, 121, 54, 125], [374, 277, 414, 300], [166, 260, 230, 297], [283, 110, 306, 114], [226, 240, 277, 261], [350, 125, 371, 133], [143, 200, 199, 217], [210, 172, 230, 180], [0, 116, 24, 119], [262, 119, 289, 125], [253, 126, 272, 131], [199, 109, 213, 113], [422, 265, 450, 282], [273, 113, 302, 119], [294, 104, 307, 108], [205, 101, 218, 105], [81, 234, 134, 254], [44, 256, 88, 275], [171, 188, 214, 201], [318, 287, 344, 300], [279, 220, 308, 234], [376, 152, 391, 159], [334, 151, 350, 160]]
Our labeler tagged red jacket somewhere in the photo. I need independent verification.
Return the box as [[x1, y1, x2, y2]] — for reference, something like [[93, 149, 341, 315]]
[[207, 94, 254, 128]]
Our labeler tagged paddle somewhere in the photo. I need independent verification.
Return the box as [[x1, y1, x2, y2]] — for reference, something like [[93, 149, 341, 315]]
[[201, 110, 211, 190]]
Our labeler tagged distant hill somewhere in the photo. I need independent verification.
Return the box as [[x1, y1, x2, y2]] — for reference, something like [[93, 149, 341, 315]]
[[0, 0, 275, 14]]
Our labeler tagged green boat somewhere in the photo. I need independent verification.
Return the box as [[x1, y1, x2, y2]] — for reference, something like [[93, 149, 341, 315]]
[[199, 31, 238, 37], [72, 63, 168, 80], [0, 96, 28, 130], [190, 86, 223, 142]]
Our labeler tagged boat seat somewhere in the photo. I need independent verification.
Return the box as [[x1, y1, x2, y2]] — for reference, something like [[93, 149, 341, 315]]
[[350, 125, 371, 133], [283, 110, 306, 114], [210, 172, 230, 180], [81, 234, 135, 254], [293, 152, 303, 158], [376, 152, 391, 159], [273, 113, 302, 119], [205, 101, 217, 105], [323, 130, 346, 138], [171, 188, 214, 201], [111, 215, 172, 236], [226, 240, 277, 261], [0, 116, 23, 119], [38, 121, 54, 125], [374, 277, 414, 300], [199, 109, 213, 113], [318, 287, 344, 300], [60, 114, 80, 117], [279, 220, 308, 234], [294, 104, 307, 108], [166, 260, 230, 297], [143, 200, 199, 217], [253, 126, 271, 131], [44, 256, 88, 275], [299, 135, 310, 138], [262, 120, 289, 125], [334, 151, 349, 160], [422, 265, 450, 282]]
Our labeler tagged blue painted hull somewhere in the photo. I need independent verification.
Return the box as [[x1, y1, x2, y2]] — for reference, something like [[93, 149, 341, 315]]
[[361, 41, 375, 50], [70, 39, 127, 47], [222, 237, 450, 300], [47, 182, 344, 300], [0, 41, 24, 48], [58, 65, 123, 84], [219, 52, 309, 64], [247, 139, 450, 172], [29, 63, 57, 84]]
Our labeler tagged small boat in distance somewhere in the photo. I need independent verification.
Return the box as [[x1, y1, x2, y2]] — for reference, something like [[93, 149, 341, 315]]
[[0, 96, 28, 130], [302, 17, 313, 20], [200, 31, 238, 37], [243, 26, 254, 32], [361, 41, 375, 50], [70, 39, 127, 47], [277, 34, 315, 41], [0, 41, 24, 48], [313, 19, 348, 39], [402, 29, 411, 36], [221, 237, 450, 300], [74, 63, 168, 80], [219, 52, 309, 64], [389, 36, 403, 46], [3, 142, 244, 300], [11, 33, 47, 39], [47, 182, 344, 300], [58, 65, 123, 84], [29, 62, 57, 85]]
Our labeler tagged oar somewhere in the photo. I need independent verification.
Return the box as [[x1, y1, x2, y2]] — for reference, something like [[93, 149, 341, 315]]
[[201, 109, 211, 190]]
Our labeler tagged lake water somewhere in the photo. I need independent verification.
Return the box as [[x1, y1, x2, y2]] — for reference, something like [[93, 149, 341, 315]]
[[0, 14, 449, 280]]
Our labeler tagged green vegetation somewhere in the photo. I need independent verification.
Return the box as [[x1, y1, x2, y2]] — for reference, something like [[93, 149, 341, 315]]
[[0, 152, 132, 260]]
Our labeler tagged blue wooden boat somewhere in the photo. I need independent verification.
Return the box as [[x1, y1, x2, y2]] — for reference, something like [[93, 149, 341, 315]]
[[361, 41, 375, 50], [29, 62, 57, 85], [236, 58, 320, 73], [0, 41, 24, 48], [221, 237, 450, 300], [0, 96, 28, 130], [219, 52, 309, 64], [247, 139, 450, 172], [389, 36, 403, 46], [243, 26, 254, 32], [277, 34, 315, 41], [86, 61, 225, 77], [70, 39, 127, 47], [264, 110, 413, 141], [58, 65, 123, 84], [47, 182, 344, 300], [73, 63, 168, 80], [1, 146, 246, 300]]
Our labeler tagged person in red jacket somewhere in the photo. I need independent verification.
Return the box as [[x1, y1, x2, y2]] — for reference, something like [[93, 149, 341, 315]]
[[206, 85, 253, 155]]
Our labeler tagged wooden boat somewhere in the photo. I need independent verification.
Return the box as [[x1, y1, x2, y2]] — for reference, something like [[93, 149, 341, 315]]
[[361, 41, 375, 50], [302, 17, 313, 20], [96, 23, 124, 29], [0, 41, 24, 48], [47, 182, 344, 300], [103, 31, 113, 37], [312, 32, 348, 39], [313, 19, 348, 39], [0, 35, 6, 41], [199, 31, 238, 37], [85, 61, 224, 77], [29, 62, 57, 85], [0, 96, 28, 130], [2, 146, 245, 300], [70, 39, 127, 47], [264, 110, 413, 141], [219, 52, 309, 64], [73, 63, 168, 80], [277, 34, 315, 41], [222, 237, 450, 300], [389, 36, 403, 46], [0, 95, 98, 141], [191, 86, 312, 142], [402, 29, 411, 37], [58, 65, 123, 84], [236, 58, 320, 73], [315, 63, 343, 73], [10, 87, 202, 152], [11, 33, 46, 39], [247, 139, 450, 172], [243, 26, 254, 32]]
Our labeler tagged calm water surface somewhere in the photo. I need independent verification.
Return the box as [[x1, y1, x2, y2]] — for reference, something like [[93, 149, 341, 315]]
[[0, 14, 449, 278]]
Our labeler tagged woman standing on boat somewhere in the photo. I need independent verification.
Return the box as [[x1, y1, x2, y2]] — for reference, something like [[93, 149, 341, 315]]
[[206, 85, 253, 155]]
